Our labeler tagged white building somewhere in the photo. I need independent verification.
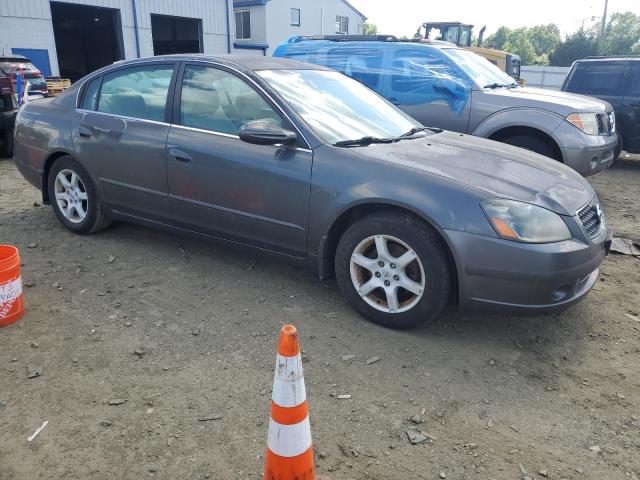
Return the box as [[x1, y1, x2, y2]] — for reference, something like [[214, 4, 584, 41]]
[[0, 0, 234, 81], [232, 0, 366, 55]]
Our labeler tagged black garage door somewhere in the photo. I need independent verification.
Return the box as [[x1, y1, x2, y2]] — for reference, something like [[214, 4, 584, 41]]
[[151, 14, 203, 56], [51, 2, 124, 82]]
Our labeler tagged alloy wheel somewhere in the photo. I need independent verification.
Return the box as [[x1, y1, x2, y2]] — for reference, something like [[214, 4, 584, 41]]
[[349, 234, 426, 314], [54, 169, 88, 224]]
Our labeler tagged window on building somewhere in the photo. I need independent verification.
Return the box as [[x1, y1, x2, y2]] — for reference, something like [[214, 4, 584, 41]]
[[291, 8, 301, 26], [235, 11, 251, 39], [335, 15, 349, 34]]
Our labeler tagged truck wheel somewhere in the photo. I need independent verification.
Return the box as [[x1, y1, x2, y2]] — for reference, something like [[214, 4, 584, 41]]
[[334, 211, 453, 329], [47, 155, 111, 234], [502, 135, 560, 161], [0, 128, 14, 158]]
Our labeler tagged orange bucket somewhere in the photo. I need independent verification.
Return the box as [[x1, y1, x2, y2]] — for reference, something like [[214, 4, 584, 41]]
[[0, 245, 24, 327]]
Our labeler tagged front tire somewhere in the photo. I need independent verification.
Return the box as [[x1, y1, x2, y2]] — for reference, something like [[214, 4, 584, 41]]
[[47, 155, 111, 234], [335, 211, 453, 329], [502, 135, 560, 160]]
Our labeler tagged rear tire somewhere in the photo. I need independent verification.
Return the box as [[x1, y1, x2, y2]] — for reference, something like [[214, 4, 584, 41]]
[[0, 128, 14, 158], [335, 211, 453, 329], [47, 155, 111, 234], [502, 135, 560, 160]]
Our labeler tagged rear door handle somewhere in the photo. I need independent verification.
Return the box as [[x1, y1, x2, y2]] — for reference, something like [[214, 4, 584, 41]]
[[78, 126, 92, 139], [169, 148, 192, 163], [631, 102, 640, 107]]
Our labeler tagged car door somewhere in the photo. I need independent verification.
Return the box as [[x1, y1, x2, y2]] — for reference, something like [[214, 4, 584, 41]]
[[166, 62, 313, 256], [73, 62, 177, 222], [380, 47, 472, 132], [621, 63, 640, 153]]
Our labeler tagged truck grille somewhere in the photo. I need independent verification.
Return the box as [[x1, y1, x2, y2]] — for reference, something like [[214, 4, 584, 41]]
[[597, 112, 615, 135], [578, 199, 603, 240]]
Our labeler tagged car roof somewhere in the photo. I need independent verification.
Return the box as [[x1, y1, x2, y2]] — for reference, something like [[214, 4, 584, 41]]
[[284, 36, 455, 50], [576, 56, 640, 62], [0, 55, 31, 62], [110, 54, 330, 72]]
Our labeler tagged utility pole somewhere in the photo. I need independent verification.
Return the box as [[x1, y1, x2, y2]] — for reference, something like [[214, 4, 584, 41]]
[[599, 0, 609, 50]]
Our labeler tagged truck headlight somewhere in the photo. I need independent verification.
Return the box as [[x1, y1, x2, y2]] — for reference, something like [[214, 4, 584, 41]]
[[482, 199, 572, 243], [566, 112, 599, 135]]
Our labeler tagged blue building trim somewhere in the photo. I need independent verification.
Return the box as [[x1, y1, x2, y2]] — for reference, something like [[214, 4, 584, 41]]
[[225, 0, 232, 53], [131, 0, 141, 58], [234, 42, 269, 56], [233, 0, 269, 7]]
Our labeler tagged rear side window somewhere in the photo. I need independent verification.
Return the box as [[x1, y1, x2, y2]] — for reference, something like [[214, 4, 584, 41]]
[[97, 64, 174, 122], [80, 77, 101, 110], [568, 63, 626, 95]]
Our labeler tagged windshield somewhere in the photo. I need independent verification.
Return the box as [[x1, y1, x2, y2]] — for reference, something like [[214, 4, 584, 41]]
[[443, 48, 516, 88], [258, 69, 421, 145]]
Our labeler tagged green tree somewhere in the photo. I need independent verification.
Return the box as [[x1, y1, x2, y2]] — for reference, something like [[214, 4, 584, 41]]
[[486, 26, 511, 50], [548, 28, 598, 66], [528, 24, 561, 57], [502, 28, 538, 65], [362, 21, 378, 35], [600, 11, 640, 56]]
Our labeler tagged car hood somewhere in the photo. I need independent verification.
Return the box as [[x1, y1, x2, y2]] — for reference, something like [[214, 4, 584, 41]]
[[483, 86, 612, 114], [350, 131, 594, 216]]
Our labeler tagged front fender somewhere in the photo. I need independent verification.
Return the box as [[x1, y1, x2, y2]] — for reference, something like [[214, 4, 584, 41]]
[[472, 107, 564, 142], [308, 145, 496, 274]]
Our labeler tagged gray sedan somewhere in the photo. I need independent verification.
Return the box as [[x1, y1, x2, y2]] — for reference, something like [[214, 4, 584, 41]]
[[12, 55, 612, 328]]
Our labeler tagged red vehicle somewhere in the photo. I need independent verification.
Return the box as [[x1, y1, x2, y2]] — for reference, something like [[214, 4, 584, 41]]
[[0, 55, 48, 98], [0, 55, 48, 157]]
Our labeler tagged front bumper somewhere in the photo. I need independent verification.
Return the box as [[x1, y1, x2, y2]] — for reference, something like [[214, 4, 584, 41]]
[[554, 121, 617, 176], [445, 226, 611, 315]]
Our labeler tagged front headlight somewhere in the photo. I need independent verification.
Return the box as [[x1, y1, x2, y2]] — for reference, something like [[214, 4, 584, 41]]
[[566, 112, 599, 135], [482, 199, 572, 243]]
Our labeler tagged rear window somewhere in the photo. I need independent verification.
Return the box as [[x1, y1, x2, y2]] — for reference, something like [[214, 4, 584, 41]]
[[567, 62, 626, 95]]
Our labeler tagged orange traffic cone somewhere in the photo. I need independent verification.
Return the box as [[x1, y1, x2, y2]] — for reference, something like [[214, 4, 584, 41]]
[[264, 325, 315, 480]]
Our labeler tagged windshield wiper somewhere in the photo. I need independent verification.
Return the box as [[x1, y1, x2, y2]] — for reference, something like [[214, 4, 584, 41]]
[[334, 136, 395, 147], [398, 126, 443, 138], [483, 82, 510, 89]]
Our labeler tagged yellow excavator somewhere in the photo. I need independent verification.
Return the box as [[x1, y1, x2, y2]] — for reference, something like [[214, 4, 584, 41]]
[[419, 22, 522, 82]]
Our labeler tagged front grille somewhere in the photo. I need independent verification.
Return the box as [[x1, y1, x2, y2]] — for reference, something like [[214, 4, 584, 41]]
[[578, 199, 603, 240], [597, 112, 615, 135]]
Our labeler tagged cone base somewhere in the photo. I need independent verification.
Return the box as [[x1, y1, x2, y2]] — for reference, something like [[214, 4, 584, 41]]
[[264, 446, 315, 480]]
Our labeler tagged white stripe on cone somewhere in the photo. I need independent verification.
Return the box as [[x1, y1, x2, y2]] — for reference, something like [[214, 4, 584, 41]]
[[266, 416, 312, 458], [272, 353, 306, 408]]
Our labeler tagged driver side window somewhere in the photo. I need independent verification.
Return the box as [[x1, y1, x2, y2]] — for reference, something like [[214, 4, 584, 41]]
[[179, 65, 283, 135]]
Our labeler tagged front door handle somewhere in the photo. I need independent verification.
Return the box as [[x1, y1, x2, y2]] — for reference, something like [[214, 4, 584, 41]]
[[169, 148, 193, 163], [630, 102, 640, 107]]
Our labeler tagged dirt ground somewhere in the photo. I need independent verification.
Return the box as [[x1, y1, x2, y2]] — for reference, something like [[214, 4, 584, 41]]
[[0, 154, 639, 480]]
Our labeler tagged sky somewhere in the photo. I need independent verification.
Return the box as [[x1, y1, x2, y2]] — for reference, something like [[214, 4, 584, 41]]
[[348, 0, 640, 38]]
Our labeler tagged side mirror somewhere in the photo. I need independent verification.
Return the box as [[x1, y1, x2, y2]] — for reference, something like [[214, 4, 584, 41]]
[[433, 77, 466, 98], [238, 119, 297, 146]]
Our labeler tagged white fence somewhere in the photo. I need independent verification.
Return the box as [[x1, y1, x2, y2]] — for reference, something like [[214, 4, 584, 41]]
[[521, 66, 571, 90]]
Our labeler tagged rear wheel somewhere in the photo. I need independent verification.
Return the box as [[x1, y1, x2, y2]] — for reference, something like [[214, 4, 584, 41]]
[[335, 211, 453, 329], [0, 128, 14, 158], [47, 156, 111, 234], [502, 135, 560, 160]]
